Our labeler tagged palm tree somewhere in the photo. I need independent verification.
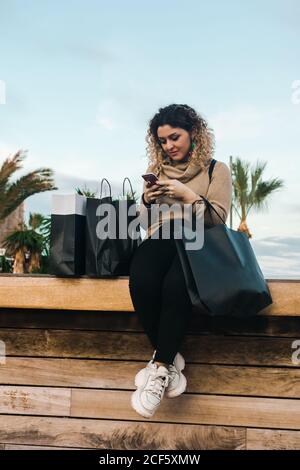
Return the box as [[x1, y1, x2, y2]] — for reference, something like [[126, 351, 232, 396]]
[[231, 157, 284, 238], [0, 149, 57, 222], [3, 213, 47, 273], [27, 213, 48, 272]]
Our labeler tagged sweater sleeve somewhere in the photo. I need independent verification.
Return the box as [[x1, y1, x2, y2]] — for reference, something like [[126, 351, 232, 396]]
[[200, 161, 232, 226]]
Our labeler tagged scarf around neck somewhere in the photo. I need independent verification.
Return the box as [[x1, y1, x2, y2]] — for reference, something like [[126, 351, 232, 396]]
[[157, 154, 204, 184]]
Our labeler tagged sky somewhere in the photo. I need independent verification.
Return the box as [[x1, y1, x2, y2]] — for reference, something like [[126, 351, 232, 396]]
[[0, 0, 300, 278]]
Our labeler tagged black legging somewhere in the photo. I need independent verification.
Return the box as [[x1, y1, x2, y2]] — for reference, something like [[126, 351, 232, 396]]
[[129, 224, 193, 364]]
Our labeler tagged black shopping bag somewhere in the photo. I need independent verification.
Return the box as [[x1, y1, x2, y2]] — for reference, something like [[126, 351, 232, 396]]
[[85, 177, 142, 277], [175, 197, 273, 317], [50, 193, 86, 276]]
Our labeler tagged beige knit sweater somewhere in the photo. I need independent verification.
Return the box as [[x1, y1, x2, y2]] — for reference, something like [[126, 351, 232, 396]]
[[138, 158, 232, 240]]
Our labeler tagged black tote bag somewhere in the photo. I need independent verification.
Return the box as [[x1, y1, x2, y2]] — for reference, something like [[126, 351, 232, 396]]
[[175, 193, 273, 318], [85, 177, 142, 277], [50, 193, 86, 277]]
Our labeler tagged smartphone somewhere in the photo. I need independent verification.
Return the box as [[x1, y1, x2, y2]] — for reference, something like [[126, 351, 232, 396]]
[[142, 173, 159, 186]]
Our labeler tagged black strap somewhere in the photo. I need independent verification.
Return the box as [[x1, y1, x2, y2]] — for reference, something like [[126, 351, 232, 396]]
[[201, 195, 226, 224], [199, 158, 226, 225], [208, 158, 217, 183]]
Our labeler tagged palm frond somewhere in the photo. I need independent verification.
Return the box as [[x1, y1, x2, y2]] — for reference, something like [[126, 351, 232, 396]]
[[29, 212, 45, 230], [248, 178, 284, 215], [112, 190, 139, 203], [75, 185, 97, 198], [0, 150, 27, 193], [0, 167, 57, 220], [249, 159, 267, 201]]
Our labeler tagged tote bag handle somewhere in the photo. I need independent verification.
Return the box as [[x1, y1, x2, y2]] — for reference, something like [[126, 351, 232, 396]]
[[122, 177, 135, 200], [100, 178, 112, 199], [199, 195, 227, 225]]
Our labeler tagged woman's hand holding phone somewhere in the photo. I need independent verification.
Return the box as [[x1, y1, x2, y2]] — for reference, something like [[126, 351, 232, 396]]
[[143, 182, 166, 204], [141, 173, 166, 204]]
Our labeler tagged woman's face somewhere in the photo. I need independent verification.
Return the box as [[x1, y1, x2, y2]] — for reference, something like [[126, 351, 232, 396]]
[[157, 125, 193, 162]]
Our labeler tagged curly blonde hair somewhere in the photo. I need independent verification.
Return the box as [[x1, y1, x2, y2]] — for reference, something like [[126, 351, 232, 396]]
[[145, 104, 215, 175]]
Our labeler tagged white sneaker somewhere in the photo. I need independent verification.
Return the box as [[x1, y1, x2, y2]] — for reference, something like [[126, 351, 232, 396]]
[[165, 352, 187, 398], [135, 350, 186, 398], [131, 363, 169, 418], [134, 350, 157, 389]]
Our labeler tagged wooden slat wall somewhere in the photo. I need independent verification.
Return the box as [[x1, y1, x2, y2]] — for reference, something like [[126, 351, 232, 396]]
[[0, 310, 300, 449], [0, 276, 300, 450]]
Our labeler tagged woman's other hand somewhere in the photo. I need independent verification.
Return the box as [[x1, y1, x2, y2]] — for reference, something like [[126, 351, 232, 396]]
[[156, 179, 199, 203]]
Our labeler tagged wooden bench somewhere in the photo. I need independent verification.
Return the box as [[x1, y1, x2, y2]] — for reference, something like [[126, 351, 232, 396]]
[[0, 274, 300, 450]]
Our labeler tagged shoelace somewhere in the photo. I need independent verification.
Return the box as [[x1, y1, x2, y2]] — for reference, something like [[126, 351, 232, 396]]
[[145, 371, 169, 399], [168, 364, 178, 380]]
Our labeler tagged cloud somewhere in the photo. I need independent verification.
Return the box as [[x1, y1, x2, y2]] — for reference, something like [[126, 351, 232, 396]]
[[251, 236, 300, 254], [251, 235, 300, 278], [211, 105, 282, 142], [258, 255, 300, 279], [96, 115, 116, 131], [95, 98, 120, 131], [211, 103, 300, 146], [21, 35, 116, 64], [277, 201, 300, 214], [66, 44, 115, 63]]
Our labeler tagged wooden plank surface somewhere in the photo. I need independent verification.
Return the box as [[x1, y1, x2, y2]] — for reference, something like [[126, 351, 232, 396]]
[[1, 385, 299, 430], [0, 415, 245, 450], [0, 328, 298, 366], [0, 275, 299, 315], [1, 309, 300, 337], [247, 428, 300, 450], [71, 389, 300, 429], [0, 358, 300, 398], [0, 386, 70, 416], [0, 276, 133, 311]]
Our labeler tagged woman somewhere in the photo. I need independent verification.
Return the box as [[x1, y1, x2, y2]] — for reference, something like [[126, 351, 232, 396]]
[[129, 104, 232, 418]]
